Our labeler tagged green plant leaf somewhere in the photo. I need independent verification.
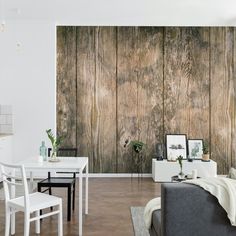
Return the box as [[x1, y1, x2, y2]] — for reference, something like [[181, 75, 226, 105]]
[[129, 140, 146, 153], [203, 141, 209, 154], [46, 129, 55, 146], [46, 129, 63, 151]]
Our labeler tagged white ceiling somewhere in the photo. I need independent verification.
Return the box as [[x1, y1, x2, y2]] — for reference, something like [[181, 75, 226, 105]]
[[1, 0, 236, 26]]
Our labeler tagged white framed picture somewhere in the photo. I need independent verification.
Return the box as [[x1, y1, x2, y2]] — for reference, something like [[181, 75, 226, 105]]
[[188, 139, 203, 159], [166, 134, 187, 161]]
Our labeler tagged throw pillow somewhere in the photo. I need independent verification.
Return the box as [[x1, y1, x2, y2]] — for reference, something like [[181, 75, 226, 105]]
[[228, 167, 236, 179]]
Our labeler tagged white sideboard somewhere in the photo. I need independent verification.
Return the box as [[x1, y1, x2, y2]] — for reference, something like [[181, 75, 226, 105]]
[[152, 159, 217, 182], [0, 135, 12, 181]]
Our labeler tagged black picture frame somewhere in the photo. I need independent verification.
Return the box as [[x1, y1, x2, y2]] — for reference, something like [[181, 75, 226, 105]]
[[188, 139, 203, 160], [165, 134, 187, 160]]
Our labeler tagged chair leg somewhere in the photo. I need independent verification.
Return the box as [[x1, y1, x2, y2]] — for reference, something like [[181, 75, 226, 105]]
[[24, 213, 30, 236], [38, 185, 43, 217], [37, 184, 40, 192], [58, 201, 63, 236], [49, 187, 53, 211], [10, 210, 15, 235], [72, 183, 75, 211], [67, 186, 71, 221], [5, 207, 10, 236], [35, 210, 40, 234]]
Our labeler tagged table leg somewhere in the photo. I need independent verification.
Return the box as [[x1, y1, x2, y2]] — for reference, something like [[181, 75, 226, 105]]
[[11, 169, 16, 235], [85, 162, 88, 215], [79, 169, 83, 236]]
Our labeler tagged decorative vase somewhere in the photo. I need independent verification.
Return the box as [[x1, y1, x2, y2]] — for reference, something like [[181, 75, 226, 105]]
[[39, 141, 47, 161], [178, 170, 185, 179], [177, 155, 185, 179], [49, 147, 60, 162], [155, 143, 164, 160]]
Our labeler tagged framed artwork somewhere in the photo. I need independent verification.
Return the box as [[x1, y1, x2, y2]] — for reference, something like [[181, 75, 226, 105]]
[[188, 139, 203, 159], [166, 134, 187, 161]]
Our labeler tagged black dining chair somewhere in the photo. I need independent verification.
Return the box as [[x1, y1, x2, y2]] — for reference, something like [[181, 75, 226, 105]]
[[37, 148, 77, 221]]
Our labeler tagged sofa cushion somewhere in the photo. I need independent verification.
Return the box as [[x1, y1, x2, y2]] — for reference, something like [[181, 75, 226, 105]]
[[161, 183, 236, 236], [152, 209, 161, 236]]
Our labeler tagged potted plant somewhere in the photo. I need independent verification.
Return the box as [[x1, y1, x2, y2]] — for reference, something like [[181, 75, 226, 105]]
[[46, 129, 63, 162], [129, 140, 145, 154], [177, 155, 185, 179], [124, 138, 146, 175], [202, 141, 210, 161]]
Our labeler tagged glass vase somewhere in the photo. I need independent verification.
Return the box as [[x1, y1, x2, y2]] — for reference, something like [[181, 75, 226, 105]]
[[178, 168, 185, 179], [49, 147, 60, 162]]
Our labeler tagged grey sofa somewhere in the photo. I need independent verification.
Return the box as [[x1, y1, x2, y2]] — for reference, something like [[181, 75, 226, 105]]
[[150, 183, 236, 236]]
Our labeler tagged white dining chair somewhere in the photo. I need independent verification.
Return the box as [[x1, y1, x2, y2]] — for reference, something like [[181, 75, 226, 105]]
[[0, 162, 63, 236]]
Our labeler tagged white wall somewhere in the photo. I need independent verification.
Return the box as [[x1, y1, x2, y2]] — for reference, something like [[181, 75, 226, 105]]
[[0, 0, 236, 164], [0, 21, 56, 162]]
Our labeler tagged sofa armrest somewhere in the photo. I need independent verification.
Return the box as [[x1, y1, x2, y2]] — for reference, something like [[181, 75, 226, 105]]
[[161, 183, 236, 236]]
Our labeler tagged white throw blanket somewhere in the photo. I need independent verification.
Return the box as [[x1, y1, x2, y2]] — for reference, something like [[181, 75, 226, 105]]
[[144, 177, 236, 230], [185, 177, 236, 226], [143, 197, 161, 229]]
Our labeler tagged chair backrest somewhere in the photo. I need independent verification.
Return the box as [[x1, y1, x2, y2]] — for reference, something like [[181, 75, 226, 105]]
[[0, 162, 29, 209], [48, 148, 77, 157]]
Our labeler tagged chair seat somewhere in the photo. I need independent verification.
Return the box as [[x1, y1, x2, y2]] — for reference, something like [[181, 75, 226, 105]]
[[56, 171, 79, 174], [8, 192, 62, 212], [38, 177, 75, 186], [38, 176, 76, 221]]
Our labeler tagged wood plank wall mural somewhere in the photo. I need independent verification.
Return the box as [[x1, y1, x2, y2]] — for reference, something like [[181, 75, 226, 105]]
[[57, 26, 236, 174]]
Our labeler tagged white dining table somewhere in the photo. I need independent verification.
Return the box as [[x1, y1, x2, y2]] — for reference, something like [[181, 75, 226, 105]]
[[12, 157, 89, 236]]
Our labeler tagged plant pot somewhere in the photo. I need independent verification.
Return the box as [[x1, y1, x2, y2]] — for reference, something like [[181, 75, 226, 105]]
[[202, 154, 210, 161]]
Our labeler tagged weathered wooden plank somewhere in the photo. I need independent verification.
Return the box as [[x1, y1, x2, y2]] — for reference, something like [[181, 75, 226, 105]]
[[92, 27, 117, 172], [164, 28, 210, 148], [56, 26, 77, 148], [232, 28, 236, 169], [187, 28, 210, 140], [117, 27, 164, 173], [76, 27, 95, 172], [210, 27, 234, 174], [136, 27, 164, 172], [117, 27, 140, 173], [164, 27, 190, 136], [57, 26, 236, 174]]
